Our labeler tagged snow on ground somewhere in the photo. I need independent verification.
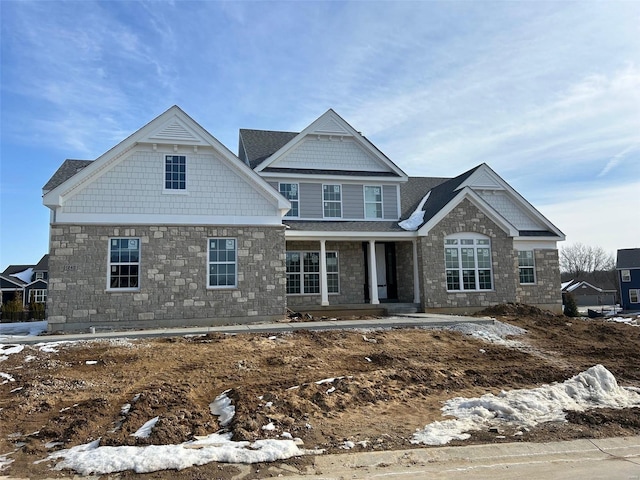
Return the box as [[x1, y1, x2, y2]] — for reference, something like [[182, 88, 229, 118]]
[[0, 320, 47, 339], [209, 390, 234, 427], [131, 417, 159, 438], [601, 316, 639, 327], [412, 364, 640, 446], [446, 320, 527, 347]]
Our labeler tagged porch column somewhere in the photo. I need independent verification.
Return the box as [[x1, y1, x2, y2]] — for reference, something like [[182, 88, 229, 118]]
[[412, 239, 420, 304], [368, 240, 379, 305], [320, 239, 329, 306]]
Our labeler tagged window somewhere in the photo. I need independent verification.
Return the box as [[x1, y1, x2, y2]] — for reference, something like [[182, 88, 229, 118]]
[[29, 289, 47, 303], [518, 251, 536, 284], [444, 235, 492, 291], [109, 238, 140, 289], [364, 186, 383, 219], [279, 183, 299, 217], [165, 155, 186, 190], [630, 289, 639, 304], [286, 251, 339, 295], [621, 270, 631, 282], [323, 184, 342, 218], [208, 238, 237, 288], [35, 272, 44, 280]]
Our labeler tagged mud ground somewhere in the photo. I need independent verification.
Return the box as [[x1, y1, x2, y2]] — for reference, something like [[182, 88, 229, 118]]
[[1, 304, 639, 479]]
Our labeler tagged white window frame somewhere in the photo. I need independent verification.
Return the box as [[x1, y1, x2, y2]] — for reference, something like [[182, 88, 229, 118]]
[[621, 269, 631, 282], [107, 238, 141, 291], [208, 238, 237, 289], [518, 250, 536, 284], [29, 289, 47, 303], [286, 251, 339, 295], [630, 289, 639, 304], [279, 182, 299, 218], [164, 155, 187, 193], [35, 272, 44, 280], [322, 184, 342, 218], [364, 185, 383, 219], [444, 233, 493, 292]]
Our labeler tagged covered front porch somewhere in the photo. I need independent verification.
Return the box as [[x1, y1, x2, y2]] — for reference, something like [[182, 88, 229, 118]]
[[284, 228, 421, 312]]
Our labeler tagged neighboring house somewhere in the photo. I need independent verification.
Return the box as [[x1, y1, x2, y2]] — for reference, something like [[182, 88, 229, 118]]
[[561, 279, 617, 306], [616, 248, 640, 311], [42, 106, 564, 333], [0, 254, 49, 308]]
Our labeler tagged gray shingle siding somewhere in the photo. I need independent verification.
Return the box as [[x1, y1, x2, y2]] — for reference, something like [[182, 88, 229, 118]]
[[343, 184, 364, 218], [383, 185, 398, 219]]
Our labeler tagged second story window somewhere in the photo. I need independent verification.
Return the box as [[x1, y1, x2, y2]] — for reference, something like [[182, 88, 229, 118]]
[[364, 186, 383, 219], [165, 155, 186, 190], [323, 184, 342, 218], [622, 270, 631, 282], [279, 183, 299, 217]]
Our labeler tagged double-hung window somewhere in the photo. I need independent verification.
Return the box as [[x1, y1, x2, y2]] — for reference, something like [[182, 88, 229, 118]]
[[444, 235, 492, 291], [109, 238, 140, 290], [279, 183, 299, 217], [518, 251, 536, 284], [364, 186, 383, 219], [29, 289, 47, 303], [208, 238, 237, 288], [286, 251, 339, 295], [323, 185, 342, 218], [630, 289, 639, 304], [165, 155, 186, 190], [621, 270, 631, 282]]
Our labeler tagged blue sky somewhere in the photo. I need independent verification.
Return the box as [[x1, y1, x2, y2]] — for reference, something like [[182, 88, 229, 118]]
[[1, 0, 639, 269]]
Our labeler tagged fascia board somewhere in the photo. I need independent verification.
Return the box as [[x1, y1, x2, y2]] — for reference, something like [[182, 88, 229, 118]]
[[459, 164, 565, 239], [260, 172, 406, 183], [0, 274, 26, 287], [417, 188, 519, 237], [255, 109, 408, 179], [513, 238, 559, 250], [285, 230, 417, 241]]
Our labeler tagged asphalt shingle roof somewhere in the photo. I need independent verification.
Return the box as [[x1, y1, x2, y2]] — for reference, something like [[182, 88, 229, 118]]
[[616, 248, 640, 269], [43, 160, 93, 192], [239, 129, 298, 169]]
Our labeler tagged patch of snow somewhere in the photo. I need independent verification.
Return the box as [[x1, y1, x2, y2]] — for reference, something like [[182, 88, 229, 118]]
[[326, 386, 336, 394], [604, 316, 639, 327], [85, 360, 98, 365], [10, 387, 23, 393], [412, 365, 640, 446], [262, 422, 276, 431], [0, 320, 47, 338], [0, 372, 15, 384], [446, 321, 527, 347], [120, 404, 131, 415], [10, 268, 33, 283], [209, 390, 235, 427], [0, 344, 24, 357], [340, 441, 355, 449], [0, 452, 14, 470], [131, 417, 159, 438], [280, 432, 293, 439], [398, 191, 430, 231], [47, 433, 306, 475]]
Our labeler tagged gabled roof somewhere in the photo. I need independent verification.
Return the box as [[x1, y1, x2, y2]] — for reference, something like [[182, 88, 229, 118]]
[[616, 248, 640, 269], [2, 264, 34, 276], [252, 109, 408, 180], [411, 164, 565, 239], [563, 280, 615, 293], [0, 274, 26, 289], [239, 129, 298, 169], [43, 106, 290, 212]]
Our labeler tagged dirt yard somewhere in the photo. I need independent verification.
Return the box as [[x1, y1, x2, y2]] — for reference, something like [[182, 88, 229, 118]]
[[1, 304, 639, 479]]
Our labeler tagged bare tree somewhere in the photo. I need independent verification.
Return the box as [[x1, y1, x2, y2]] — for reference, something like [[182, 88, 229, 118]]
[[560, 243, 615, 277]]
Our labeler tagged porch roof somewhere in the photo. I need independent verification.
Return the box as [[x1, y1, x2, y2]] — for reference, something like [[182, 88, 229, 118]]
[[284, 220, 406, 233]]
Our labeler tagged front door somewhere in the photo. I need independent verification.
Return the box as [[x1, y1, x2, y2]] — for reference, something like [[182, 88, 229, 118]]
[[375, 243, 387, 300]]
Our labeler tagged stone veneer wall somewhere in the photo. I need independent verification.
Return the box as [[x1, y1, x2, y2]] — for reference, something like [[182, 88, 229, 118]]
[[47, 224, 286, 332], [285, 241, 365, 308], [395, 241, 416, 303], [418, 199, 518, 312], [516, 249, 562, 313]]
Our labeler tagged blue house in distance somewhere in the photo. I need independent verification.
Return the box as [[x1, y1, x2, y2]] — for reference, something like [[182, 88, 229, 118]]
[[616, 248, 640, 311]]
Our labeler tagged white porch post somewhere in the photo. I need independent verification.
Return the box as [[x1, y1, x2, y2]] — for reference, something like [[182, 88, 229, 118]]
[[368, 240, 379, 305], [320, 239, 329, 306], [412, 239, 420, 304]]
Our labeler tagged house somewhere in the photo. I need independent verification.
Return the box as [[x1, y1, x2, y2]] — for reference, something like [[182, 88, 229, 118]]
[[0, 254, 49, 310], [616, 248, 640, 311], [561, 279, 617, 307], [42, 106, 565, 333]]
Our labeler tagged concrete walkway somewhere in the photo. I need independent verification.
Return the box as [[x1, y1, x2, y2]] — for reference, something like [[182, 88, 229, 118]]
[[267, 436, 640, 479], [0, 313, 493, 344]]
